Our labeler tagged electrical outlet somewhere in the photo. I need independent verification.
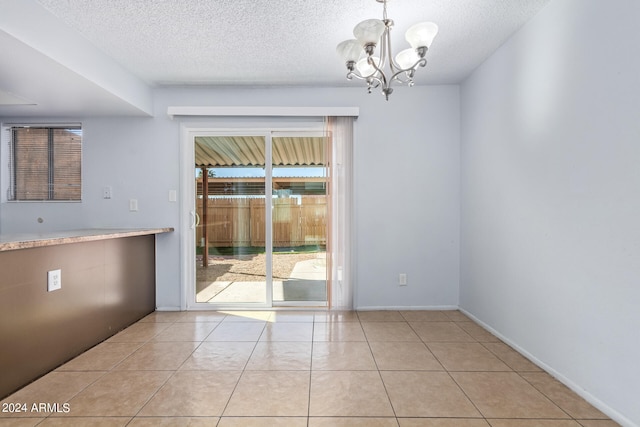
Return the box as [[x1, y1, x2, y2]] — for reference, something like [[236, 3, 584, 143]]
[[48, 269, 62, 292], [399, 273, 408, 286]]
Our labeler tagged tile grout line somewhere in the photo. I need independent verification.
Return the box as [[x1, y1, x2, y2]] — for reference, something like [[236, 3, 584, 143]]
[[361, 317, 401, 425], [51, 315, 180, 423], [128, 314, 185, 422], [307, 320, 315, 427], [445, 358, 494, 425], [214, 316, 266, 424], [39, 314, 175, 422], [405, 319, 448, 372], [515, 369, 577, 422], [418, 316, 490, 425], [129, 313, 218, 423], [204, 313, 235, 427]]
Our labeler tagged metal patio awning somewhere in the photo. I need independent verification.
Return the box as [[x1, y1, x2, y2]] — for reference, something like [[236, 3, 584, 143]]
[[194, 136, 326, 167]]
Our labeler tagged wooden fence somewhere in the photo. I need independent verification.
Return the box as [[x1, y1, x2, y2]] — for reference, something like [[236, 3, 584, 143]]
[[196, 196, 327, 247]]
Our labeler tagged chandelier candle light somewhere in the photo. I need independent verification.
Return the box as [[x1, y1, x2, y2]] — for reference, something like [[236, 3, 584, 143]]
[[336, 0, 438, 100]]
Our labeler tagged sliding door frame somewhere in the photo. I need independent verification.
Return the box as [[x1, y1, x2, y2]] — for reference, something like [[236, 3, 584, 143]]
[[180, 121, 329, 310], [176, 107, 358, 311], [271, 130, 330, 308]]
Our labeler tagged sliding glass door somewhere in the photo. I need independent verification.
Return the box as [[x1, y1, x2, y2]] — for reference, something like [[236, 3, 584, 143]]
[[194, 134, 269, 305], [271, 133, 328, 305], [192, 131, 328, 308]]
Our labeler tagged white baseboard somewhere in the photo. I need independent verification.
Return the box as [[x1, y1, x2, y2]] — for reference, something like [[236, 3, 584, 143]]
[[157, 305, 462, 312], [355, 305, 459, 311], [459, 308, 637, 427], [155, 306, 182, 312]]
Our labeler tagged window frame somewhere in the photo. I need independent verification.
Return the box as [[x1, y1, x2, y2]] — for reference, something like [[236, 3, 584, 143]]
[[2, 123, 83, 202]]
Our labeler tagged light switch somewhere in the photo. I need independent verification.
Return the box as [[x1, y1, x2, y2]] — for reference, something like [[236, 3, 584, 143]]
[[103, 186, 112, 199], [129, 199, 138, 211], [169, 190, 177, 202], [399, 273, 408, 286]]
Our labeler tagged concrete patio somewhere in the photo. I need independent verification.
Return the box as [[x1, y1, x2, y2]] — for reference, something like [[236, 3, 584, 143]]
[[197, 254, 327, 303]]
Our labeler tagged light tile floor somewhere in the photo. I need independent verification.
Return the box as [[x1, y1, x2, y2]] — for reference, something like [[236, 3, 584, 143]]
[[0, 310, 619, 427]]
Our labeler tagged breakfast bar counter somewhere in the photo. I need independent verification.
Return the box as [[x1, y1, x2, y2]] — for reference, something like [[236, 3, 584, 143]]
[[0, 227, 173, 251], [0, 228, 173, 398]]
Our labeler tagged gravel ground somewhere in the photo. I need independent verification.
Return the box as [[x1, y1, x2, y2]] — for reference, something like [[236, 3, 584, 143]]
[[196, 252, 321, 283]]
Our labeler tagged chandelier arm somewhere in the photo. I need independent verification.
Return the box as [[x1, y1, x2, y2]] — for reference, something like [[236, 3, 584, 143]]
[[390, 74, 410, 85], [347, 69, 382, 88], [347, 64, 380, 81], [390, 57, 428, 83], [346, 70, 368, 81], [367, 76, 383, 89], [368, 55, 389, 89]]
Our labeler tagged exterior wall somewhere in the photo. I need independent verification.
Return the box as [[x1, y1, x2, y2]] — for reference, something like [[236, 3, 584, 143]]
[[460, 1, 640, 425]]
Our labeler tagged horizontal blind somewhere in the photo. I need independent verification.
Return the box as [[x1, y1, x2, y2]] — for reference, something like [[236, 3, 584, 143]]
[[13, 128, 49, 200], [11, 126, 82, 201], [52, 128, 82, 200]]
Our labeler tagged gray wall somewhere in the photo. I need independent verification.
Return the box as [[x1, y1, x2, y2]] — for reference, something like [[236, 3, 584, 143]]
[[1, 84, 462, 311], [460, 0, 640, 425]]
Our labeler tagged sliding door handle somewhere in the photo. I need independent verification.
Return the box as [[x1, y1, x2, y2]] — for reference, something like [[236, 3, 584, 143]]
[[190, 211, 201, 229]]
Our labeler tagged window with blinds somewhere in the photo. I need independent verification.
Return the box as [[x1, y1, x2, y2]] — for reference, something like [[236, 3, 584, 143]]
[[9, 125, 82, 201]]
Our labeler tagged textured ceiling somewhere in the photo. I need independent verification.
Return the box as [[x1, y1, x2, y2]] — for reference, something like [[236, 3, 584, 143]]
[[35, 0, 551, 86]]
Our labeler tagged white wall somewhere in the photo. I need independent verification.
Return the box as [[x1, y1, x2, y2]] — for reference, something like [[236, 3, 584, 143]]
[[1, 84, 461, 311], [460, 0, 640, 425]]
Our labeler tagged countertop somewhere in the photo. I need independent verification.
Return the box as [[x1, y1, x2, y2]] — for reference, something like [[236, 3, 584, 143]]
[[0, 228, 174, 252]]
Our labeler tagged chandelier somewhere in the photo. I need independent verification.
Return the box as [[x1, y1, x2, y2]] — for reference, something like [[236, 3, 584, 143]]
[[336, 0, 438, 100]]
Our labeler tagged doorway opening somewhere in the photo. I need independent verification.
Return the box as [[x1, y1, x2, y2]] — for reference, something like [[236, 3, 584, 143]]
[[193, 131, 329, 308]]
